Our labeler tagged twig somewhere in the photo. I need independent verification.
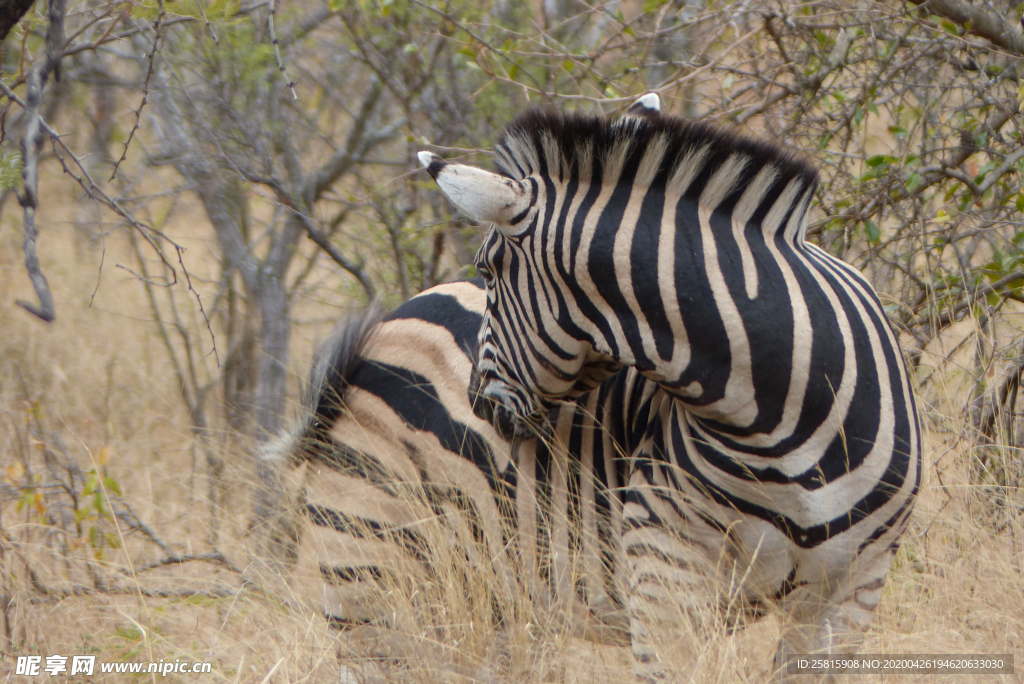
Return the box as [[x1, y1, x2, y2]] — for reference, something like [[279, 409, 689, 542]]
[[268, 0, 297, 100], [295, 212, 376, 300], [123, 552, 242, 575], [175, 245, 219, 367], [0, 80, 179, 264], [194, 0, 218, 44], [110, 0, 164, 181], [0, 78, 216, 355]]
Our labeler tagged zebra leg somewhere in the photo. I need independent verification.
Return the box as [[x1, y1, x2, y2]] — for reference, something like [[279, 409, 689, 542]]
[[324, 570, 410, 684], [772, 545, 898, 683], [624, 515, 723, 682]]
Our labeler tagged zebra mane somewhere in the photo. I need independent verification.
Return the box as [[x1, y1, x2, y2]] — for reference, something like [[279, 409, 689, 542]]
[[493, 108, 819, 226]]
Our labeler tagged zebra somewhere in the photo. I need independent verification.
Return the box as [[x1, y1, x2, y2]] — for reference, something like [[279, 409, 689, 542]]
[[419, 93, 921, 681], [271, 279, 660, 679]]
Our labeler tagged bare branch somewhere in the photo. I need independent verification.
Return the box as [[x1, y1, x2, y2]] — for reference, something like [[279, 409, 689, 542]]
[[123, 552, 242, 575], [910, 0, 1024, 56], [295, 212, 376, 301], [12, 0, 66, 322], [267, 0, 297, 100]]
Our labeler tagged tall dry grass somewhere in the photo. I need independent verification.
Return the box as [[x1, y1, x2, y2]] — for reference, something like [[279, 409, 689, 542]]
[[0, 169, 1021, 684]]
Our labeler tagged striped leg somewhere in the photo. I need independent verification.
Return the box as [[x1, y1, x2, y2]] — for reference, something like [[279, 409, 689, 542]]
[[773, 544, 899, 683], [624, 523, 724, 681], [622, 473, 727, 683]]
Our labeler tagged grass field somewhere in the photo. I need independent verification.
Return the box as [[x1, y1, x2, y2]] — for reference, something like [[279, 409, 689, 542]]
[[0, 163, 1021, 683]]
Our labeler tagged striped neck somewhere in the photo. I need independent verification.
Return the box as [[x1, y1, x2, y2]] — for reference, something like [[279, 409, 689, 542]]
[[483, 110, 821, 427]]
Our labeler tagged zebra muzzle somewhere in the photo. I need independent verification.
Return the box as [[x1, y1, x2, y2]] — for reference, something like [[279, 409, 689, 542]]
[[468, 369, 516, 441], [468, 369, 541, 441]]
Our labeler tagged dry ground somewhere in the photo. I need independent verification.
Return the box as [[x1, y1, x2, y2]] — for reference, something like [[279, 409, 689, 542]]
[[0, 165, 1021, 683]]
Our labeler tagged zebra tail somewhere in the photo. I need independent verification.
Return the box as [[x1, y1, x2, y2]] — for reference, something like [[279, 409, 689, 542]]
[[262, 304, 384, 473]]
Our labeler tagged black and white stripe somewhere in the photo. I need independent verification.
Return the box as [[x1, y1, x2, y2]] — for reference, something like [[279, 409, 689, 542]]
[[272, 280, 664, 675], [421, 95, 921, 681]]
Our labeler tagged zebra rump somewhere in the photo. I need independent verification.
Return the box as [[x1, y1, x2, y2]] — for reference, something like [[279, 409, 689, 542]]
[[275, 280, 640, 660]]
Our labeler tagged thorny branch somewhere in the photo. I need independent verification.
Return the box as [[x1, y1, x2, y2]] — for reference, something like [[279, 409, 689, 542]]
[[109, 0, 164, 181], [0, 71, 218, 358]]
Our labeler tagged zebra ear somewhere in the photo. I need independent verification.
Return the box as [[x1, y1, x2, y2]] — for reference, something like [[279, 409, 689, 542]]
[[418, 152, 533, 229], [627, 92, 660, 115]]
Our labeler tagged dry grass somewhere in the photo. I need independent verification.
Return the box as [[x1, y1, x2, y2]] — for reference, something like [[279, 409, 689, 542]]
[[0, 173, 1021, 684]]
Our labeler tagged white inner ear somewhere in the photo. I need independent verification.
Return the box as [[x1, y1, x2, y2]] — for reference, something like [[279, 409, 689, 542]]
[[432, 162, 533, 229], [636, 92, 660, 111]]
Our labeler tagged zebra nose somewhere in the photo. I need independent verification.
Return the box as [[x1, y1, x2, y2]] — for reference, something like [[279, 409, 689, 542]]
[[468, 376, 494, 423], [469, 382, 518, 442], [468, 371, 522, 442]]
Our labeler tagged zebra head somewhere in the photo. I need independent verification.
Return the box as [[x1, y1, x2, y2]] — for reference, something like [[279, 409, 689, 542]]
[[419, 94, 661, 434]]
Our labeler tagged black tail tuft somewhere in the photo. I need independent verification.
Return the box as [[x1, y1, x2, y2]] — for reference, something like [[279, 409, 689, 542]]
[[305, 305, 384, 435]]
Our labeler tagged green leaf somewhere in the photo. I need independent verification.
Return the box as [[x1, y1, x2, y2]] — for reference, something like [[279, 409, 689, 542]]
[[642, 0, 667, 10], [1016, 194, 1024, 212], [103, 477, 122, 496], [864, 219, 880, 244], [905, 172, 922, 193]]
